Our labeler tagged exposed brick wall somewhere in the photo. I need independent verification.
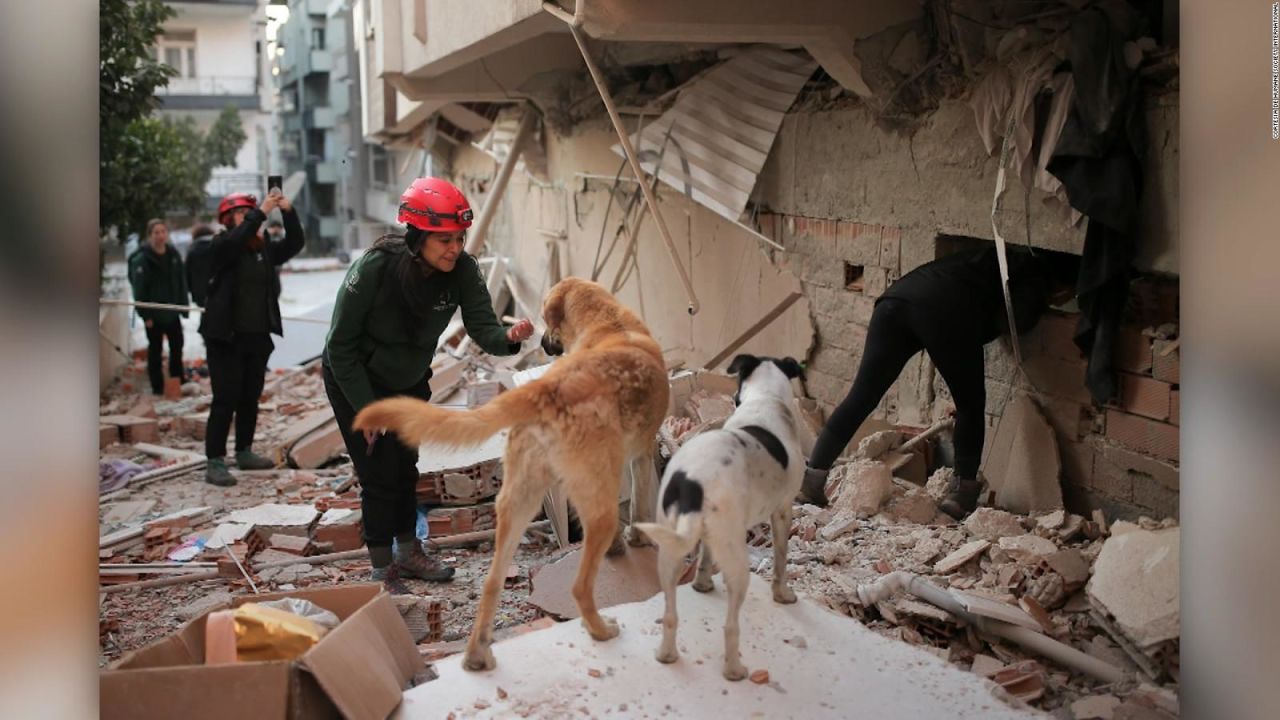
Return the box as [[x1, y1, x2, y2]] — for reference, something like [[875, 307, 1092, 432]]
[[764, 209, 1180, 520]]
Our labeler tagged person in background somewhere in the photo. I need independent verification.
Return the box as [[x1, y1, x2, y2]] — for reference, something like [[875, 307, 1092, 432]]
[[199, 190, 305, 486], [128, 218, 188, 395], [798, 245, 1077, 520], [185, 223, 216, 308], [323, 177, 535, 589]]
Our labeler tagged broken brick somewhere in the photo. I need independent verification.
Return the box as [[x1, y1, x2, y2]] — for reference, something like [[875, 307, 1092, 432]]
[[1116, 374, 1172, 421], [1104, 411, 1179, 463]]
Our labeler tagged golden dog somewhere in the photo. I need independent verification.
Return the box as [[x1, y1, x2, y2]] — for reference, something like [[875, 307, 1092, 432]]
[[354, 277, 669, 671]]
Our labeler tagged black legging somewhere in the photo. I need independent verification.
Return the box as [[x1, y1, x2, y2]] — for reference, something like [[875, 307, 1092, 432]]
[[204, 333, 272, 459], [323, 360, 430, 549], [144, 319, 184, 394], [810, 298, 987, 480]]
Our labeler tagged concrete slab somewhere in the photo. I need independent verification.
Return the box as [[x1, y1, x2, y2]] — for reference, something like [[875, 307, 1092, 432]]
[[398, 575, 1043, 719]]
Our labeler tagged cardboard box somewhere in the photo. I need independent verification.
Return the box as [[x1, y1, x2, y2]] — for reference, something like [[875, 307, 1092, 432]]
[[100, 584, 421, 720]]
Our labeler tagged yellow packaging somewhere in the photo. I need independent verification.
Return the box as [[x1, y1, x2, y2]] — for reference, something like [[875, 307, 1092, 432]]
[[233, 603, 326, 662]]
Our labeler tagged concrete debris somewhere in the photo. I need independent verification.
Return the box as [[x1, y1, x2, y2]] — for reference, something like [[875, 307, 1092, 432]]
[[1035, 510, 1066, 530], [831, 459, 894, 516], [1071, 694, 1122, 720], [964, 507, 1026, 541], [925, 466, 955, 500], [818, 511, 859, 541], [1087, 522, 1180, 650], [856, 430, 902, 460], [174, 590, 233, 622], [995, 534, 1059, 564], [884, 487, 939, 524], [969, 653, 1005, 677], [934, 539, 990, 574]]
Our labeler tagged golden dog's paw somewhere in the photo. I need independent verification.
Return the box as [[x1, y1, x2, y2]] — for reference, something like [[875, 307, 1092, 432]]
[[584, 615, 620, 641]]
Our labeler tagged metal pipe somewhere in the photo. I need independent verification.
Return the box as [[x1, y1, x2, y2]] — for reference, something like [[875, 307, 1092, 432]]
[[100, 299, 330, 325], [553, 12, 700, 315], [465, 108, 538, 257]]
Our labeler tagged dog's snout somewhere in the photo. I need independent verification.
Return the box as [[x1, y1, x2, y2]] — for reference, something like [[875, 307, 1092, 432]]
[[540, 332, 565, 356]]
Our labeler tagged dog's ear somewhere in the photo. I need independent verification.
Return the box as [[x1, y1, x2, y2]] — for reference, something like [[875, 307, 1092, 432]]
[[726, 354, 761, 379], [542, 285, 566, 333], [775, 357, 805, 380]]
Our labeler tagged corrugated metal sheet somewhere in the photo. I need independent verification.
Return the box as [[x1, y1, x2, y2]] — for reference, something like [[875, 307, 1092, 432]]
[[612, 46, 817, 223]]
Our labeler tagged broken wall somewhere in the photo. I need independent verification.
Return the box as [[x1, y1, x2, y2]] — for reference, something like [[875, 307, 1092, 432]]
[[452, 116, 817, 369], [752, 95, 1180, 519]]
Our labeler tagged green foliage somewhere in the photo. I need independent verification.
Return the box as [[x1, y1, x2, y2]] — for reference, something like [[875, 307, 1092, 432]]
[[99, 1, 249, 240]]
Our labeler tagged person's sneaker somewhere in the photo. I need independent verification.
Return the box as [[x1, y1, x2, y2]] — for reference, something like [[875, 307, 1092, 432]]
[[939, 477, 983, 520], [235, 449, 276, 470], [394, 541, 456, 582], [370, 565, 413, 595], [205, 458, 237, 487]]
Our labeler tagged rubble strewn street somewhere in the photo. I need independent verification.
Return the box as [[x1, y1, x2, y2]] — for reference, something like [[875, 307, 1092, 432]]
[[100, 355, 1180, 718]]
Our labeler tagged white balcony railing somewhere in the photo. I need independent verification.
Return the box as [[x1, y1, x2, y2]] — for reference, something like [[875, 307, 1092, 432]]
[[158, 76, 258, 96], [206, 172, 263, 199]]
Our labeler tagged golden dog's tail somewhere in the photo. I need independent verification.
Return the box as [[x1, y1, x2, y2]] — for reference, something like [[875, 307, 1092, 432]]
[[353, 384, 541, 449]]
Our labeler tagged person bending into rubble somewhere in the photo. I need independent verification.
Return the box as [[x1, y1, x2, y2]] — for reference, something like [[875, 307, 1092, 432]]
[[128, 218, 189, 395], [798, 246, 1076, 519], [199, 190, 306, 486], [323, 177, 535, 588]]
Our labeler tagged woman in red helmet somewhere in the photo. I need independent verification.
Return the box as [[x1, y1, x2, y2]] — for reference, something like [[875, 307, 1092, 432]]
[[199, 189, 306, 486], [323, 177, 535, 589]]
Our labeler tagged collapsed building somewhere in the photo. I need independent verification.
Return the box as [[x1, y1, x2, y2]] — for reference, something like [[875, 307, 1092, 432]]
[[98, 1, 1182, 717]]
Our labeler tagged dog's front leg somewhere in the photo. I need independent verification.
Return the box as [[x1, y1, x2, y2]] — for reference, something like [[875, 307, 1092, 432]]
[[720, 558, 750, 681], [692, 542, 715, 592], [769, 506, 797, 604]]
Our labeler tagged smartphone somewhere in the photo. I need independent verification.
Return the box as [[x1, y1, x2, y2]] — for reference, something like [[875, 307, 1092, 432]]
[[267, 174, 283, 193]]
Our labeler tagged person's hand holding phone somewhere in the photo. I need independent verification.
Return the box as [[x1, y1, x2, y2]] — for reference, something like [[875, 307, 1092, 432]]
[[259, 192, 280, 214], [276, 193, 292, 212]]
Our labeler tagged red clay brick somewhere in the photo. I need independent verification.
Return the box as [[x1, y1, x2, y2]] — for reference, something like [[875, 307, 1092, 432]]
[[1169, 389, 1180, 426], [1114, 327, 1153, 375], [1104, 410, 1179, 462], [1152, 340, 1180, 384], [100, 424, 120, 449], [1117, 373, 1172, 421]]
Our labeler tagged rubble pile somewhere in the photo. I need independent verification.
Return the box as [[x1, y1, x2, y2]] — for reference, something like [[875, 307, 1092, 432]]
[[98, 346, 558, 667]]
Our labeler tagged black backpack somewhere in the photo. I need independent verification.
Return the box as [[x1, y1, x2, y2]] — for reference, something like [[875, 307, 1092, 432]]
[[186, 238, 214, 307]]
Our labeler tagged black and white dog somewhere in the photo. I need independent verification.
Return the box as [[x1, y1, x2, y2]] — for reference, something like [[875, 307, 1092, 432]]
[[635, 354, 805, 681]]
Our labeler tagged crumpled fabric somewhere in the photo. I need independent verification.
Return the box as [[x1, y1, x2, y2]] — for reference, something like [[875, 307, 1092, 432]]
[[99, 459, 148, 494], [1047, 0, 1146, 404]]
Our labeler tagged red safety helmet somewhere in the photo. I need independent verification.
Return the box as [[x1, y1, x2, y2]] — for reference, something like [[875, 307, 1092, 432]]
[[217, 192, 258, 224], [397, 177, 474, 232]]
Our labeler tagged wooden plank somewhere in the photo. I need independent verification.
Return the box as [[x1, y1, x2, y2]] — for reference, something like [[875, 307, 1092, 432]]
[[702, 292, 804, 370]]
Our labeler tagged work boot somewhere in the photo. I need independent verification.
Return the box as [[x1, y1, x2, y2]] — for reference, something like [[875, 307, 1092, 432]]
[[205, 458, 237, 487], [394, 540, 456, 582], [797, 465, 830, 507], [939, 477, 983, 520], [369, 564, 412, 595], [235, 449, 276, 470]]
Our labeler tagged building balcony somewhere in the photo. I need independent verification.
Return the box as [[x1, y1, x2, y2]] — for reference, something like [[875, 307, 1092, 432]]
[[310, 50, 332, 73], [156, 76, 260, 110]]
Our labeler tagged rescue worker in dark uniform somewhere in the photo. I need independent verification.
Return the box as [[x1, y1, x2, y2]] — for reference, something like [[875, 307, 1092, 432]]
[[798, 246, 1076, 519], [323, 177, 535, 589], [128, 218, 188, 395], [199, 190, 306, 486]]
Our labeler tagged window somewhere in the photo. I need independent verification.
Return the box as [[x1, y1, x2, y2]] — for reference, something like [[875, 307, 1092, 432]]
[[369, 144, 390, 187], [312, 26, 326, 50], [155, 29, 196, 78]]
